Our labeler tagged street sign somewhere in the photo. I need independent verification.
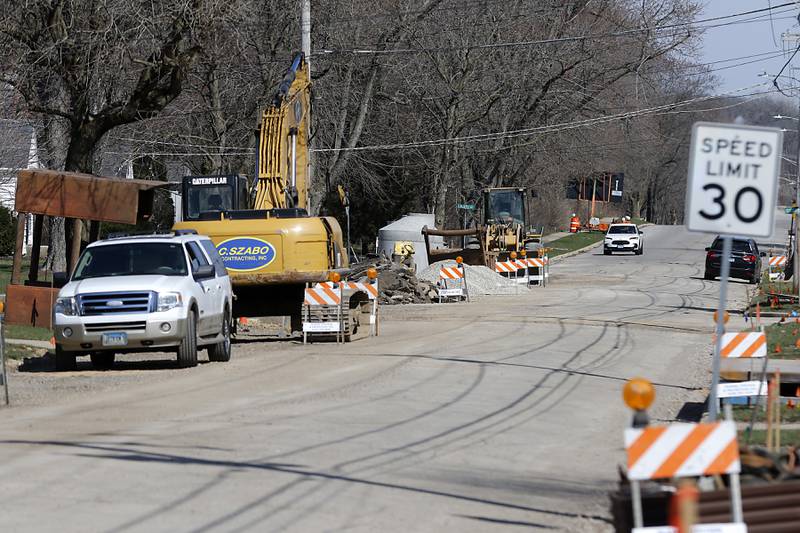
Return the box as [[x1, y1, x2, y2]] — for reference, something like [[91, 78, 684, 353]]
[[717, 380, 767, 398], [456, 203, 475, 210], [686, 122, 783, 238]]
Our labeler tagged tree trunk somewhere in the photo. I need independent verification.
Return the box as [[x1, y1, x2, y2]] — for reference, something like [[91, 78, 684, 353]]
[[45, 216, 66, 272]]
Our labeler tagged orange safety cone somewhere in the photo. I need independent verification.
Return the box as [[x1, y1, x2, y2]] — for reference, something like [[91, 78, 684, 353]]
[[49, 336, 55, 346], [795, 338, 800, 350], [776, 344, 783, 354], [789, 399, 796, 409]]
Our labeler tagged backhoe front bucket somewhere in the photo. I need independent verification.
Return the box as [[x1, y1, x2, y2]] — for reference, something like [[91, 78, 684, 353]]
[[421, 226, 487, 267]]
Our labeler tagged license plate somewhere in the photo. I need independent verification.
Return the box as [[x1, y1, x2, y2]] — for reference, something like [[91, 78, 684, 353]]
[[102, 332, 128, 346]]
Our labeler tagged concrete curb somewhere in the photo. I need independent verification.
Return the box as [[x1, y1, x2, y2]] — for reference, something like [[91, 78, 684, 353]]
[[4, 338, 53, 349], [549, 239, 603, 263]]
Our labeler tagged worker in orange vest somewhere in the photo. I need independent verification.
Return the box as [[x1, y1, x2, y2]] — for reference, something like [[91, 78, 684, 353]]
[[569, 214, 580, 233]]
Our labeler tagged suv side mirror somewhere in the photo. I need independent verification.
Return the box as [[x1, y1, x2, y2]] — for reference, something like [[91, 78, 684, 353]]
[[704, 247, 711, 252], [193, 264, 215, 280], [760, 251, 767, 257]]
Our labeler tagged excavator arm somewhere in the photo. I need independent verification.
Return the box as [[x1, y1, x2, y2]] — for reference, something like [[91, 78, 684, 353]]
[[255, 53, 312, 212]]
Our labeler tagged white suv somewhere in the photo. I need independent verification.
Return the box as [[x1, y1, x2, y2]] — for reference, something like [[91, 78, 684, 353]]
[[603, 223, 644, 255], [53, 232, 233, 370]]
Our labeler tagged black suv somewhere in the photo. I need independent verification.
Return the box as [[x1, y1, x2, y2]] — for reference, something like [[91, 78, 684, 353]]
[[704, 236, 763, 284]]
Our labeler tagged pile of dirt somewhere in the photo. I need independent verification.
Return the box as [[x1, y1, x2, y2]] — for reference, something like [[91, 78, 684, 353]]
[[351, 256, 438, 305]]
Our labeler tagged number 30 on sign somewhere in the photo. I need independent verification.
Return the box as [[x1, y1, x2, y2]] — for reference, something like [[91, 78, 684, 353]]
[[686, 122, 782, 238]]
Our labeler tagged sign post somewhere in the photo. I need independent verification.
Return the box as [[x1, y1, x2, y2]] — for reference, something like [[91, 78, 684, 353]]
[[0, 311, 8, 406], [686, 122, 782, 422]]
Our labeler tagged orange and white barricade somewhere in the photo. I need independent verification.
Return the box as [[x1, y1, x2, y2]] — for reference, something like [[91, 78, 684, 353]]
[[625, 421, 740, 481], [494, 260, 526, 287], [720, 331, 766, 358], [768, 254, 787, 280], [521, 256, 549, 287], [303, 282, 345, 344], [438, 264, 468, 302], [625, 420, 744, 531], [316, 278, 380, 336]]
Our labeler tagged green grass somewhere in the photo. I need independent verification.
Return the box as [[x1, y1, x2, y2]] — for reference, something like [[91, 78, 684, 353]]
[[2, 343, 47, 361], [546, 232, 605, 257], [763, 322, 800, 359], [733, 403, 800, 423], [0, 257, 33, 295], [750, 280, 800, 314], [739, 429, 800, 447], [4, 324, 52, 342]]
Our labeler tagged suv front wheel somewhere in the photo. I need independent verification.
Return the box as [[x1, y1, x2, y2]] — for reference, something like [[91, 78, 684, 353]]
[[177, 310, 198, 368], [208, 309, 232, 362]]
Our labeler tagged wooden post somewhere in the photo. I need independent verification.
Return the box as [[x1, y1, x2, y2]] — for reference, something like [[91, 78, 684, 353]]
[[776, 371, 782, 450], [89, 220, 100, 243], [10, 214, 26, 286], [68, 219, 83, 274], [767, 377, 773, 450], [26, 214, 44, 282]]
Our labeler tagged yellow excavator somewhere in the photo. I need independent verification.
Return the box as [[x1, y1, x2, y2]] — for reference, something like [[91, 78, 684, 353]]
[[174, 53, 369, 334]]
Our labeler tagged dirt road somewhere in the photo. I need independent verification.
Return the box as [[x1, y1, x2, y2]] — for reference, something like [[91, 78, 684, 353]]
[[0, 222, 775, 532]]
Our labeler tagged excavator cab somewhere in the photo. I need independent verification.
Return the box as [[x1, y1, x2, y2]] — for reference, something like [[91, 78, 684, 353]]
[[181, 175, 249, 221]]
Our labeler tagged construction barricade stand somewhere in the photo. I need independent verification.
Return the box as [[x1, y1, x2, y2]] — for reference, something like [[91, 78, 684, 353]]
[[494, 251, 550, 288], [302, 281, 345, 344], [305, 274, 380, 342], [625, 420, 744, 532], [767, 254, 786, 281], [438, 259, 468, 303]]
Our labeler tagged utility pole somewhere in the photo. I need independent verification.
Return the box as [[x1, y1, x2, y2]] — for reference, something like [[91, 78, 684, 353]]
[[301, 0, 316, 213], [795, 92, 800, 296]]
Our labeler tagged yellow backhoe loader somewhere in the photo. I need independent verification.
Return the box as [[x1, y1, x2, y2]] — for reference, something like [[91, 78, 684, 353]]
[[173, 53, 371, 336], [422, 187, 542, 268]]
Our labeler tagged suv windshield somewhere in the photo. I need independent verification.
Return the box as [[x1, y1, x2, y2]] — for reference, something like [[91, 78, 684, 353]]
[[73, 242, 188, 280], [608, 225, 636, 234]]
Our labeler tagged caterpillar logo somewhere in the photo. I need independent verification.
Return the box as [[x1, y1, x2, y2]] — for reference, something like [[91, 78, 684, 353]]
[[216, 237, 276, 272]]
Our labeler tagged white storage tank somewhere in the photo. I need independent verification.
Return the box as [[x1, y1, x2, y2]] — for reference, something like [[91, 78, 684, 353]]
[[377, 213, 443, 271]]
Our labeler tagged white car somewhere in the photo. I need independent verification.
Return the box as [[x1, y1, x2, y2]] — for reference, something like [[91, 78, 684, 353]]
[[603, 223, 644, 255], [53, 231, 233, 370]]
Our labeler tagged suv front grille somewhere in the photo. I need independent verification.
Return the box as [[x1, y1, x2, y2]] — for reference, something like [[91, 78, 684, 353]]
[[612, 240, 631, 245], [78, 292, 155, 316], [85, 321, 147, 332]]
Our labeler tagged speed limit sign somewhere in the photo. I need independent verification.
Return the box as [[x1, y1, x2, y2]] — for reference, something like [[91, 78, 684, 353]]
[[686, 122, 783, 237]]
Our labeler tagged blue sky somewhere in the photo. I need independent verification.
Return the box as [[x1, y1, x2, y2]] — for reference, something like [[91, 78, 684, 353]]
[[699, 1, 799, 92]]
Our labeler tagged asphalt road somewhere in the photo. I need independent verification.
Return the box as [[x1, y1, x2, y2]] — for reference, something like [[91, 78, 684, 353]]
[[0, 214, 791, 532]]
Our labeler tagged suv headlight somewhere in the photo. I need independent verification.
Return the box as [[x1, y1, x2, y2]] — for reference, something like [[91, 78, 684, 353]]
[[54, 297, 78, 316], [157, 292, 183, 312]]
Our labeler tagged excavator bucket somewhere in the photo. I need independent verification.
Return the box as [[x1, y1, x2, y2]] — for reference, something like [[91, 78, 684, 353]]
[[421, 226, 488, 267]]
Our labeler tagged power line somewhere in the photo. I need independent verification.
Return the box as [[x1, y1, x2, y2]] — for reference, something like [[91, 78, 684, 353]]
[[311, 83, 774, 153], [313, 3, 797, 56]]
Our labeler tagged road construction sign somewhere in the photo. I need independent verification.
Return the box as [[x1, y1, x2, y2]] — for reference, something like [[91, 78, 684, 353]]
[[686, 122, 782, 238], [720, 331, 766, 358], [625, 421, 739, 481], [717, 380, 767, 398]]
